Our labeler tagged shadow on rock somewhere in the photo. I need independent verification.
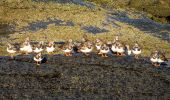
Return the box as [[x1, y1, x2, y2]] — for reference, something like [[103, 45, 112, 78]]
[[107, 11, 170, 43], [82, 26, 109, 34], [22, 18, 74, 32]]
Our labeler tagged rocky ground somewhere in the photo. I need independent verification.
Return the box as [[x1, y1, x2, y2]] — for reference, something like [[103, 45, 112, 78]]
[[0, 54, 170, 99]]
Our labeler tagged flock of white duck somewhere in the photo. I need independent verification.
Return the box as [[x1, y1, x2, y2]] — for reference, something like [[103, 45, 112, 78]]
[[7, 35, 168, 67]]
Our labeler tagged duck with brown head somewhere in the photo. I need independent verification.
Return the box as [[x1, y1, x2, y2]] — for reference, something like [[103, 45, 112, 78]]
[[132, 43, 142, 59], [99, 43, 110, 57], [150, 50, 159, 67], [157, 51, 168, 67], [61, 39, 74, 56], [116, 42, 125, 56], [111, 35, 126, 56], [79, 41, 94, 56], [34, 53, 43, 66], [95, 38, 103, 54]]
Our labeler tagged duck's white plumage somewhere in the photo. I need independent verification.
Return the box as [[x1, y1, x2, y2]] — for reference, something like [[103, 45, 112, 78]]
[[34, 56, 42, 62], [63, 48, 72, 53], [150, 50, 168, 66], [127, 50, 132, 55], [20, 42, 33, 53], [33, 48, 43, 53], [80, 47, 93, 53], [157, 58, 164, 63], [34, 53, 43, 65], [132, 44, 141, 55], [7, 43, 17, 57], [96, 45, 101, 50], [100, 49, 109, 54], [33, 41, 44, 53], [125, 45, 131, 55], [111, 44, 117, 52], [7, 48, 16, 54], [150, 51, 159, 63], [150, 57, 158, 63], [132, 49, 141, 55], [46, 42, 55, 53], [20, 37, 33, 53], [100, 44, 110, 54], [95, 39, 103, 51], [46, 46, 55, 53], [80, 40, 93, 54], [117, 47, 125, 53]]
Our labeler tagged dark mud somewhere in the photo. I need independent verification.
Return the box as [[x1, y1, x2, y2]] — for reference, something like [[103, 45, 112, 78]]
[[0, 54, 170, 99]]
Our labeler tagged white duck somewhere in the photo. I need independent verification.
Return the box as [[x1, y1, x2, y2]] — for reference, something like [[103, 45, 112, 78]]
[[20, 41, 33, 54], [111, 36, 120, 55], [20, 38, 33, 54], [33, 41, 44, 53], [150, 50, 159, 66], [111, 42, 118, 55], [80, 42, 93, 56], [116, 42, 125, 56], [95, 38, 103, 52], [61, 39, 74, 56], [46, 41, 55, 54]]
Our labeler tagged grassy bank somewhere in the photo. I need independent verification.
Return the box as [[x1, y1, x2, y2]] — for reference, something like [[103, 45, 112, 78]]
[[0, 0, 170, 57], [85, 0, 170, 24]]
